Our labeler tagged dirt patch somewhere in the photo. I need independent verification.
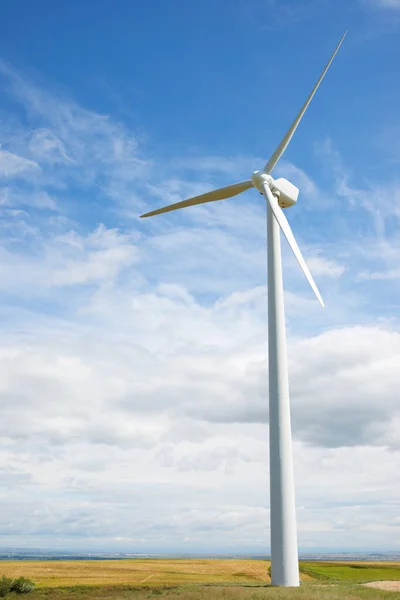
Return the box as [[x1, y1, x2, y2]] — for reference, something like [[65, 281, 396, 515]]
[[363, 580, 400, 591]]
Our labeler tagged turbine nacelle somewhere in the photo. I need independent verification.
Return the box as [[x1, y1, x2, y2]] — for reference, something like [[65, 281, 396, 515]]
[[251, 171, 299, 208]]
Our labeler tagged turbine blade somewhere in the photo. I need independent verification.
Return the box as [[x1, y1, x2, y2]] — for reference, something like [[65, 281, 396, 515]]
[[263, 184, 324, 307], [265, 30, 347, 174], [140, 180, 253, 218]]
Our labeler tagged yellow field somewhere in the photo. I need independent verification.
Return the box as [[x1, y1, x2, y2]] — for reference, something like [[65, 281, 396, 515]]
[[0, 559, 277, 587], [1, 558, 398, 591]]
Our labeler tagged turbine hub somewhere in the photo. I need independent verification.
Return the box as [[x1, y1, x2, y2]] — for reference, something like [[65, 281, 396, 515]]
[[251, 170, 272, 192], [251, 171, 299, 208]]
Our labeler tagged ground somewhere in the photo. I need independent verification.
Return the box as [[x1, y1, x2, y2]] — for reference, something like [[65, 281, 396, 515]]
[[0, 559, 399, 599], [363, 581, 400, 592]]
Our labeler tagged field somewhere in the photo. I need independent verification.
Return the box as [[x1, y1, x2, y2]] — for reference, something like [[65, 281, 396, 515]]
[[0, 559, 399, 599], [0, 559, 276, 587], [300, 561, 400, 582]]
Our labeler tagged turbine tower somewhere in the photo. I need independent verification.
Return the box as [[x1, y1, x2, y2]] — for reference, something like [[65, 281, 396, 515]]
[[140, 32, 346, 587]]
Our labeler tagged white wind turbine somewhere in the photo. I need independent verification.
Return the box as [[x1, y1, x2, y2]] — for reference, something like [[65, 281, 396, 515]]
[[140, 32, 346, 587]]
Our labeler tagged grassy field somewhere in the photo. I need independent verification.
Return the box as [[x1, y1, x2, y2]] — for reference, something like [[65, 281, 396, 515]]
[[0, 559, 399, 599], [16, 582, 400, 600], [300, 561, 400, 583]]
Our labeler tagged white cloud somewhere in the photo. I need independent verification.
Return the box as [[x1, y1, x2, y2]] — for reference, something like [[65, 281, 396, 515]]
[[0, 187, 58, 211], [0, 148, 40, 178], [0, 225, 140, 294], [358, 267, 400, 280], [0, 59, 150, 214], [306, 255, 345, 278], [28, 128, 73, 164], [368, 0, 400, 7], [52, 225, 139, 286], [0, 271, 399, 550], [315, 137, 400, 245]]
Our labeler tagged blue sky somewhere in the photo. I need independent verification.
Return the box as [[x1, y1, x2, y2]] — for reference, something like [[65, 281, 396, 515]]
[[0, 0, 399, 553]]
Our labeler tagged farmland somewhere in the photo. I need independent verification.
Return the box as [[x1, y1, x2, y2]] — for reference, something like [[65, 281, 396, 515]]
[[0, 559, 399, 599], [0, 559, 274, 587]]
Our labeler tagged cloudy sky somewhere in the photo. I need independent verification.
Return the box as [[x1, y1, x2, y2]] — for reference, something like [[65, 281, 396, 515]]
[[0, 0, 399, 554]]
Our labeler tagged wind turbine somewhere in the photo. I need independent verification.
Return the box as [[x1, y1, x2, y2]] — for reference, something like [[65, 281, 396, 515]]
[[140, 32, 346, 587]]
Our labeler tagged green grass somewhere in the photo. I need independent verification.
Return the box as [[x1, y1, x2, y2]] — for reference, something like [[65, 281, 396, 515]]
[[16, 582, 400, 600], [300, 562, 400, 583]]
